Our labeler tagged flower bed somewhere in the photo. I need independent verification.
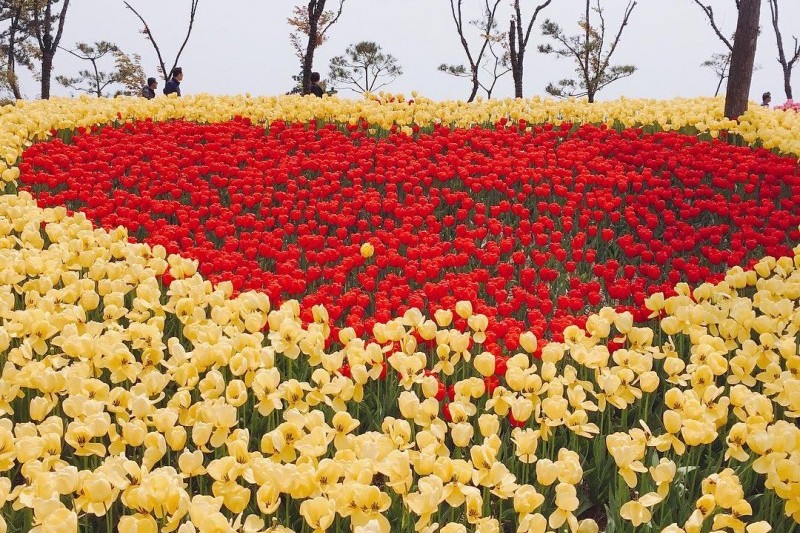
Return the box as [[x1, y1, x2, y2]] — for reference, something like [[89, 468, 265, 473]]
[[0, 96, 798, 533], [775, 100, 800, 112], [17, 119, 800, 344]]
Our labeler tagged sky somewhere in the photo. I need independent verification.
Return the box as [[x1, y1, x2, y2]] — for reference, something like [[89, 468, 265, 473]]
[[12, 0, 800, 102]]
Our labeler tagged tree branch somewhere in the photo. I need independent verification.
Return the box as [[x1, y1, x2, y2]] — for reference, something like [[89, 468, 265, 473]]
[[52, 0, 70, 53], [168, 0, 199, 76], [449, 0, 475, 68], [692, 0, 734, 51], [521, 0, 552, 49], [123, 0, 168, 79], [473, 0, 501, 69], [319, 0, 345, 40], [31, 0, 45, 50], [599, 0, 636, 77]]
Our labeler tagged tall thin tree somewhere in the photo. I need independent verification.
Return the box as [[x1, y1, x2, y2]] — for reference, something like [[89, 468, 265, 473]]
[[289, 0, 345, 95], [767, 0, 799, 101], [27, 0, 70, 99], [123, 0, 199, 82], [693, 0, 762, 118], [508, 0, 551, 98], [328, 41, 402, 94], [0, 1, 32, 99], [479, 33, 510, 99], [56, 41, 144, 97], [440, 0, 502, 102], [725, 0, 760, 119], [539, 0, 637, 103]]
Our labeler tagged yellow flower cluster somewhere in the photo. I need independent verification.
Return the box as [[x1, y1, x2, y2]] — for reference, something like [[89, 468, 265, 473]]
[[2, 190, 800, 530]]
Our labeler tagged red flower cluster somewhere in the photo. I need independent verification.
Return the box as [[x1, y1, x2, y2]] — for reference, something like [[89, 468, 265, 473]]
[[20, 118, 800, 347]]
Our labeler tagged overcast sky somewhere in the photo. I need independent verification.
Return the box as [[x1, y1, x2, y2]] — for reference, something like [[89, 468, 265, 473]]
[[15, 0, 800, 102]]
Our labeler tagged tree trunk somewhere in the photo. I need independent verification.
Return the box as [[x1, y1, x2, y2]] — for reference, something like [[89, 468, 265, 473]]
[[714, 75, 725, 97], [509, 19, 523, 98], [511, 48, 524, 98], [301, 0, 324, 95], [725, 0, 761, 119], [468, 71, 478, 102], [512, 68, 523, 98], [41, 52, 54, 99], [7, 13, 23, 100], [784, 65, 793, 100], [7, 63, 22, 101]]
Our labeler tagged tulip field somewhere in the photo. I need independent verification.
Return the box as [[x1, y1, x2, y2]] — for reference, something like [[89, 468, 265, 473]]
[[0, 95, 799, 533]]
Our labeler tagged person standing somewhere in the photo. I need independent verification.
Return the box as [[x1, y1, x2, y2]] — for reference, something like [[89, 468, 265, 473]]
[[164, 67, 183, 97], [141, 77, 157, 99], [307, 72, 324, 97], [761, 92, 772, 107]]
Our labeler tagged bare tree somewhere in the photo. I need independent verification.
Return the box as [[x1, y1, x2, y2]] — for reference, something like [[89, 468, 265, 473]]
[[692, 0, 762, 119], [692, 1, 736, 100], [440, 0, 503, 102], [288, 0, 345, 95], [123, 0, 198, 81], [479, 34, 510, 99], [26, 0, 71, 99], [329, 41, 401, 94], [692, 0, 733, 52], [725, 0, 760, 119], [440, 0, 510, 100], [539, 0, 637, 103], [508, 0, 551, 98], [56, 41, 144, 97], [702, 51, 732, 97], [767, 0, 799, 100]]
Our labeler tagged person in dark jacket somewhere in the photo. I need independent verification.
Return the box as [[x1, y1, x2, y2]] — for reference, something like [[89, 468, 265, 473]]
[[308, 71, 324, 97], [163, 67, 183, 96], [141, 77, 157, 99]]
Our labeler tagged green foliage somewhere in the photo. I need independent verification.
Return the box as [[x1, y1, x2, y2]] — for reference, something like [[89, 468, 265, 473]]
[[56, 41, 145, 97], [328, 41, 402, 94], [539, 0, 637, 102]]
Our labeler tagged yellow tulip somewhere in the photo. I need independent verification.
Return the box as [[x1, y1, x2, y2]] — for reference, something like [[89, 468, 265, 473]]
[[535, 459, 559, 486], [549, 482, 579, 531], [449, 421, 473, 447], [620, 492, 662, 527], [75, 471, 117, 516], [360, 242, 374, 258], [455, 300, 473, 319], [405, 475, 444, 530], [514, 484, 545, 516], [477, 414, 500, 438], [518, 331, 538, 353], [118, 513, 159, 533], [348, 485, 391, 531], [211, 479, 250, 513], [517, 513, 548, 533], [30, 501, 78, 533], [473, 351, 496, 377], [434, 309, 453, 327], [380, 449, 413, 495]]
